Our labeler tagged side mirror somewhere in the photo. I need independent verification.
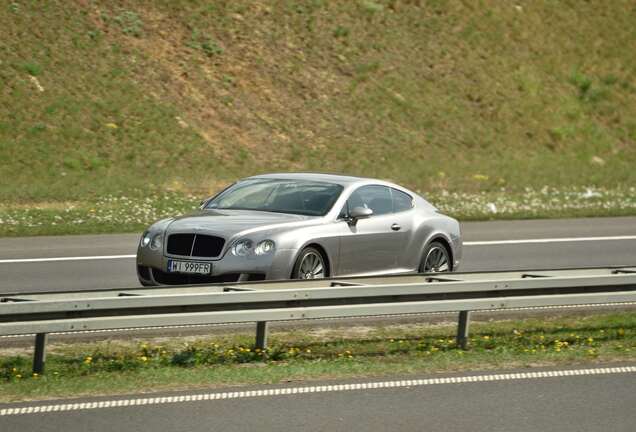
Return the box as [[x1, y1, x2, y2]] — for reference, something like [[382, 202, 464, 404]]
[[348, 206, 373, 223]]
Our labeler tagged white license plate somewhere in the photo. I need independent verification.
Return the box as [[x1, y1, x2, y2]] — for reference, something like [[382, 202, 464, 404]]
[[167, 260, 212, 275]]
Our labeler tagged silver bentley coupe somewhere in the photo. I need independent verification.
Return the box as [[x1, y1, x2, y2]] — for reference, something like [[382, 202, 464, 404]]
[[136, 173, 462, 285]]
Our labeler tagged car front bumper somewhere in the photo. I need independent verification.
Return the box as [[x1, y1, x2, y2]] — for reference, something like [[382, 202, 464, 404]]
[[136, 246, 298, 285]]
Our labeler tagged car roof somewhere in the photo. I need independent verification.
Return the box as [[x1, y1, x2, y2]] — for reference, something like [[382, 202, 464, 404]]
[[246, 172, 371, 186]]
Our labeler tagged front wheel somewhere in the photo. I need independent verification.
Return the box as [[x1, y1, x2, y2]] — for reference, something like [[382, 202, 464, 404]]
[[292, 247, 327, 279], [419, 241, 452, 273]]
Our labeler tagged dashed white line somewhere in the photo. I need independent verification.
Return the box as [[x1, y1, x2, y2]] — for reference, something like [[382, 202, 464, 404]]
[[1, 366, 634, 416], [0, 235, 634, 264]]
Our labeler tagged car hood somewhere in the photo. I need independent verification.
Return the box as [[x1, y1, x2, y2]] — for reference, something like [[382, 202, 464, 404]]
[[164, 209, 315, 239]]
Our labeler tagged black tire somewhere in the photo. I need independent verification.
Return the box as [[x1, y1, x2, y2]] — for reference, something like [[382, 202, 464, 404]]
[[138, 278, 155, 287], [292, 247, 328, 279], [419, 241, 452, 273]]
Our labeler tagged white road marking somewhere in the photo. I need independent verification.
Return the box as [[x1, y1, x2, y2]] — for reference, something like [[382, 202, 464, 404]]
[[464, 235, 636, 246], [0, 255, 136, 264], [1, 366, 634, 416], [1, 235, 634, 264]]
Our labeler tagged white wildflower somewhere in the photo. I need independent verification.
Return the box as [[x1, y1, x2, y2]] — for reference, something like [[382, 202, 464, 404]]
[[30, 76, 44, 92], [581, 188, 601, 199]]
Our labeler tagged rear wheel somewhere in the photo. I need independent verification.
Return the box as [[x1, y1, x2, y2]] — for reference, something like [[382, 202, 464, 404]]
[[419, 241, 452, 273], [292, 247, 327, 279]]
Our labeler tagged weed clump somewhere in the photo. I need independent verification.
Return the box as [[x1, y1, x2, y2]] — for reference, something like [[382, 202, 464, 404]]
[[187, 30, 223, 57], [114, 10, 143, 37]]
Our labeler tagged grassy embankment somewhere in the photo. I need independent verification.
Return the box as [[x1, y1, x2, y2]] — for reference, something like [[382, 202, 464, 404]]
[[1, 1, 635, 236], [1, 312, 634, 402]]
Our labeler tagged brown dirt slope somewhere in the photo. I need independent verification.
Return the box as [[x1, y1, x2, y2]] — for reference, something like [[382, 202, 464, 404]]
[[1, 1, 635, 201]]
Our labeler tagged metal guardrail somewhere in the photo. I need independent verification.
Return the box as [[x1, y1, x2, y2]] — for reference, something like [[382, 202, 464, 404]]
[[1, 266, 635, 374]]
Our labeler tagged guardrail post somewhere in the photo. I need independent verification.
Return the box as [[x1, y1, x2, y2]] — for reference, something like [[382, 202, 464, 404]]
[[255, 321, 268, 350], [456, 311, 471, 350], [33, 333, 48, 374]]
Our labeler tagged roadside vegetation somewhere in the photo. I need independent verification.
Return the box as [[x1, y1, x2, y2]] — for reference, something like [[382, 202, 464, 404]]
[[2, 186, 636, 237], [1, 312, 634, 402], [1, 1, 635, 235]]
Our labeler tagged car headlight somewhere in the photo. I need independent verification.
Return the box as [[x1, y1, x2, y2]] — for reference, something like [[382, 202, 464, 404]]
[[254, 240, 275, 255], [231, 239, 253, 256], [150, 233, 163, 250], [141, 232, 151, 247]]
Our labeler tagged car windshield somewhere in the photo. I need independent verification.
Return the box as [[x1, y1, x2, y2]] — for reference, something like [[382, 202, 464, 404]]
[[206, 179, 343, 216]]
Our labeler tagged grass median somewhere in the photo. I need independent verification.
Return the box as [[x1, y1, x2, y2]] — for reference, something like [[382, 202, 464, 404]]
[[2, 186, 635, 237], [1, 312, 634, 403]]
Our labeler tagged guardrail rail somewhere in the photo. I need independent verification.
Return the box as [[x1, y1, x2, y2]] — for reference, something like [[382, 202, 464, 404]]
[[1, 266, 635, 374]]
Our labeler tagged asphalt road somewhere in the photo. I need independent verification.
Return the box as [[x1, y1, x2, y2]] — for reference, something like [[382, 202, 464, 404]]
[[2, 365, 634, 431], [0, 217, 634, 294], [1, 220, 635, 430]]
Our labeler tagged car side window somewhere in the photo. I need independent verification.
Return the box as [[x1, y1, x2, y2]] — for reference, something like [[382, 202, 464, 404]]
[[346, 185, 393, 216], [338, 201, 349, 219], [391, 188, 414, 213]]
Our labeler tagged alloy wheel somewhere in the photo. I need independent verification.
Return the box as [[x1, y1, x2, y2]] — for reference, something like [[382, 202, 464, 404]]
[[298, 251, 325, 279], [423, 245, 450, 272]]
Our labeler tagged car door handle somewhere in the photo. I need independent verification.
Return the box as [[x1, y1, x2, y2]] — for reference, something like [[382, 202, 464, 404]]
[[391, 223, 401, 231]]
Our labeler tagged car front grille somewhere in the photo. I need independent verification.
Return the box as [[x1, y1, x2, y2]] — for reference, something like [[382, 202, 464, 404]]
[[166, 233, 225, 258], [166, 234, 195, 256]]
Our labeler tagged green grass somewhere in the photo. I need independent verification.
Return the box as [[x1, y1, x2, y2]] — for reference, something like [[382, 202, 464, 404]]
[[0, 192, 200, 237], [1, 0, 635, 223], [1, 312, 634, 402], [1, 186, 635, 237]]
